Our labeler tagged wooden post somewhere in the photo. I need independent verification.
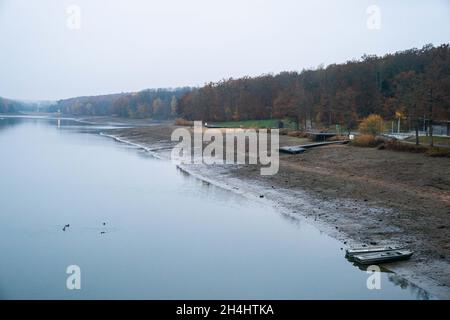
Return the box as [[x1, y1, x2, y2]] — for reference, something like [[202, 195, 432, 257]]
[[429, 89, 434, 147], [415, 119, 419, 145]]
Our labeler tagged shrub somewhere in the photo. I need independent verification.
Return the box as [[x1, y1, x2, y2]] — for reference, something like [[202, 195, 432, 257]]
[[352, 134, 384, 147], [287, 130, 309, 138], [359, 114, 385, 136], [279, 128, 289, 135], [174, 118, 194, 126], [327, 135, 348, 141]]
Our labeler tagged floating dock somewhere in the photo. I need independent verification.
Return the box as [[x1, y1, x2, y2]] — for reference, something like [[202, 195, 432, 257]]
[[280, 140, 350, 154], [279, 146, 307, 154]]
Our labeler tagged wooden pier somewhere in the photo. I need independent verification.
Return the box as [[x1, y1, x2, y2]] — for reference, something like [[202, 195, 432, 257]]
[[280, 140, 350, 154]]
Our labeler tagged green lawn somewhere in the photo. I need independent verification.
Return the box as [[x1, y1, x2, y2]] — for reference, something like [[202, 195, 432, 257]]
[[406, 135, 450, 146], [210, 119, 297, 129]]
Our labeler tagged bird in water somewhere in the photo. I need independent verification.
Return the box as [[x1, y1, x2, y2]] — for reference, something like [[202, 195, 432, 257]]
[[62, 224, 70, 231]]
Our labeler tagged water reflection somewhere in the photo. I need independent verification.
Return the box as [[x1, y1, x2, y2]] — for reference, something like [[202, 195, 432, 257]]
[[346, 261, 434, 300], [387, 273, 433, 300]]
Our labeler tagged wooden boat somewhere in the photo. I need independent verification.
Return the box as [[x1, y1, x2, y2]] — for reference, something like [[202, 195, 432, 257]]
[[352, 250, 414, 265], [345, 245, 405, 257]]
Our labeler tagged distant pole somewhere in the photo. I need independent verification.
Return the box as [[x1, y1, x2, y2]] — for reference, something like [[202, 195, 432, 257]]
[[398, 118, 401, 133]]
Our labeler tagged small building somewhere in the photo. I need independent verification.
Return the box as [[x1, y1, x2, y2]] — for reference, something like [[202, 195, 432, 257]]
[[423, 120, 450, 136]]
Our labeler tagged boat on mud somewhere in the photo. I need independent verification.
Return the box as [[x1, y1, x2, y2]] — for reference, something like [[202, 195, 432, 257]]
[[352, 250, 414, 265], [345, 245, 405, 257]]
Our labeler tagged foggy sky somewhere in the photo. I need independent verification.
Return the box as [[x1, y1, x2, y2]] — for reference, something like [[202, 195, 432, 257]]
[[0, 0, 449, 101]]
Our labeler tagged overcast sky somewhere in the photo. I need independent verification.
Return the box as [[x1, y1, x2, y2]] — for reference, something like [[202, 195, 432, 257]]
[[0, 0, 449, 101]]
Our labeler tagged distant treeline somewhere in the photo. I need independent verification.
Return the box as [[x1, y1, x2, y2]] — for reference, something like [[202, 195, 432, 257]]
[[50, 88, 192, 119], [178, 44, 450, 130], [0, 97, 24, 113], [4, 44, 450, 127]]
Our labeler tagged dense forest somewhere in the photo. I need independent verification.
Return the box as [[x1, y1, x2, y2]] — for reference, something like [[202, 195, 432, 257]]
[[178, 44, 450, 131], [4, 44, 449, 128], [0, 97, 24, 113], [50, 88, 192, 119]]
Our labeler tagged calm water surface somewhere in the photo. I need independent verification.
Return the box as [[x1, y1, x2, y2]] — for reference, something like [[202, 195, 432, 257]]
[[0, 117, 430, 299]]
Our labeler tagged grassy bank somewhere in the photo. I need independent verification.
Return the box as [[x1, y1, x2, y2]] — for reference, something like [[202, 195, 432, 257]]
[[209, 119, 298, 129], [352, 135, 450, 157], [405, 135, 450, 147]]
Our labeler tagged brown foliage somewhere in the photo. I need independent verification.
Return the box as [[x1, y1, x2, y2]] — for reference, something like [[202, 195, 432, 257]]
[[178, 44, 450, 128], [327, 135, 348, 141], [351, 135, 384, 147], [174, 118, 194, 126], [287, 131, 309, 138], [358, 114, 385, 135]]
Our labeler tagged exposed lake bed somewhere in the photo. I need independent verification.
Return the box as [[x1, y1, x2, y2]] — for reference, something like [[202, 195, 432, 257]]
[[0, 116, 445, 299], [99, 118, 450, 299]]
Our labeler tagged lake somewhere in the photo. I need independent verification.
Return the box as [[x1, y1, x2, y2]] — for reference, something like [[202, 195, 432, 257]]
[[0, 117, 430, 299]]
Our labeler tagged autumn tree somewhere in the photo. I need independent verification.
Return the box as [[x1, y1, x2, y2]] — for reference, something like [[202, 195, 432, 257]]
[[359, 114, 385, 136], [334, 87, 358, 133], [392, 71, 424, 144], [170, 96, 178, 118], [423, 44, 450, 146]]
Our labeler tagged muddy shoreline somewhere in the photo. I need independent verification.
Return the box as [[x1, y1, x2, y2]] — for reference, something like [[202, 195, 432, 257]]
[[97, 121, 450, 299]]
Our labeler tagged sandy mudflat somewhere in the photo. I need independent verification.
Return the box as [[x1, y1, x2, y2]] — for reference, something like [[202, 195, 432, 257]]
[[100, 122, 450, 299]]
